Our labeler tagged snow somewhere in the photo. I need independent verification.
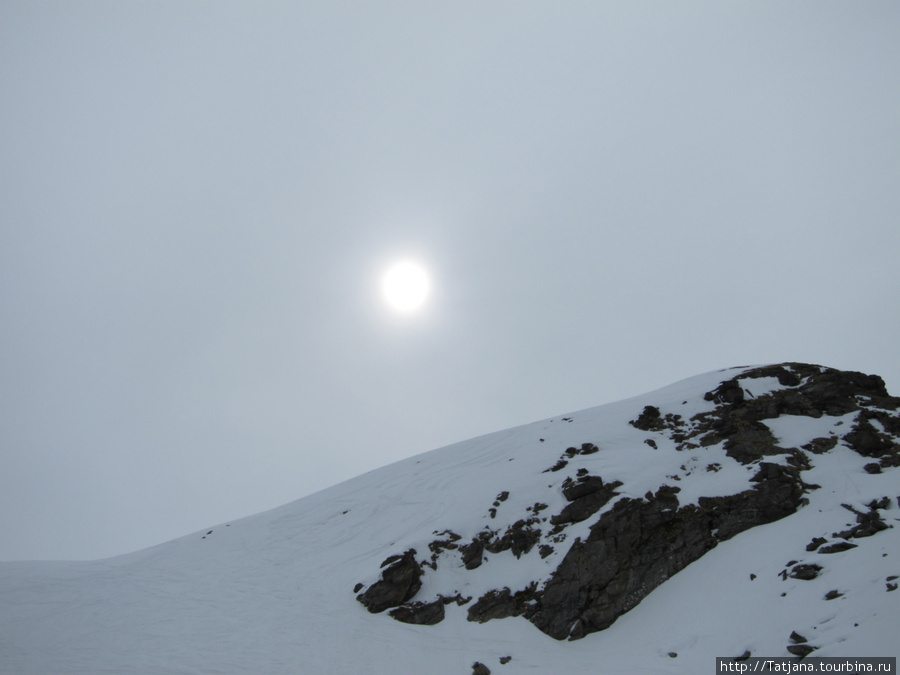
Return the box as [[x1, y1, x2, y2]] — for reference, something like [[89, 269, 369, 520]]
[[0, 365, 897, 674]]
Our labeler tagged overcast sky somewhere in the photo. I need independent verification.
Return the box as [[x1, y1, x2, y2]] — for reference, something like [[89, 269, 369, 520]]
[[2, 1, 898, 561]]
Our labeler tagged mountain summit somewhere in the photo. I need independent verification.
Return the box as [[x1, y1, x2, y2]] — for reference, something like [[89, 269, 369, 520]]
[[2, 363, 898, 673]]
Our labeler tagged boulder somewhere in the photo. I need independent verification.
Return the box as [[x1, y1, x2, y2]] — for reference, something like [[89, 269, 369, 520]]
[[356, 549, 423, 613]]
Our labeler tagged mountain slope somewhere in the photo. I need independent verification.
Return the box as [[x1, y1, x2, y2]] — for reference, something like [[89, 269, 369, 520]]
[[1, 363, 898, 674]]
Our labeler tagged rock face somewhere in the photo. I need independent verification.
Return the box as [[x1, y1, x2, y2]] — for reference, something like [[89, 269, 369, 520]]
[[356, 549, 422, 614], [533, 464, 805, 639], [354, 363, 900, 641]]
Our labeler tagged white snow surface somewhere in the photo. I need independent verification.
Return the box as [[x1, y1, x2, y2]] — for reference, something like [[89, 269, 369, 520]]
[[1, 365, 898, 674]]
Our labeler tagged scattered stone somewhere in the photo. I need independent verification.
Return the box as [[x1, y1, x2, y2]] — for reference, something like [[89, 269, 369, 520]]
[[550, 480, 622, 526], [389, 599, 445, 625], [864, 463, 883, 474], [668, 652, 677, 658], [887, 583, 898, 592], [834, 503, 889, 539], [630, 405, 666, 431], [472, 662, 491, 675], [824, 590, 843, 600], [543, 459, 568, 473], [561, 475, 606, 501], [819, 542, 858, 554], [460, 538, 485, 570], [789, 564, 823, 581], [356, 549, 423, 613], [499, 656, 511, 664], [803, 437, 839, 454], [736, 651, 752, 661], [483, 519, 542, 558], [806, 537, 827, 551], [790, 631, 808, 643], [704, 380, 745, 405], [787, 644, 817, 659], [844, 416, 895, 458], [644, 439, 658, 449], [468, 585, 538, 623]]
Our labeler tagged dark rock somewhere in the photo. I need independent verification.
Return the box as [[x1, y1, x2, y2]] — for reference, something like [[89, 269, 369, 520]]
[[631, 405, 665, 431], [561, 475, 606, 501], [389, 599, 445, 625], [825, 589, 843, 600], [834, 504, 889, 539], [736, 651, 752, 661], [819, 542, 858, 554], [532, 466, 806, 640], [806, 537, 827, 552], [743, 364, 802, 387], [705, 380, 745, 405], [357, 362, 900, 644], [787, 644, 817, 659], [803, 437, 839, 454], [353, 582, 364, 593], [844, 419, 894, 457], [472, 662, 491, 675], [428, 531, 461, 564], [543, 459, 568, 473], [790, 631, 808, 643], [460, 538, 485, 570], [644, 439, 658, 449], [484, 519, 542, 558], [499, 656, 511, 664], [722, 420, 784, 464], [550, 481, 622, 526], [356, 549, 423, 613], [440, 592, 472, 607], [869, 496, 891, 510], [789, 564, 823, 580], [887, 583, 898, 592], [468, 585, 538, 623]]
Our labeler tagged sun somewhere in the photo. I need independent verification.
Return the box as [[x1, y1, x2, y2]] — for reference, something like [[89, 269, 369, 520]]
[[381, 260, 430, 313]]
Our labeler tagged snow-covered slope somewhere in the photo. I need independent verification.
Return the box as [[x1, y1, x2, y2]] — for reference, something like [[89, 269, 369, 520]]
[[1, 364, 898, 674]]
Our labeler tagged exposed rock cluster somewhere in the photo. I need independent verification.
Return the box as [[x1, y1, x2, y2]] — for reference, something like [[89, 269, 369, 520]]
[[354, 363, 900, 642]]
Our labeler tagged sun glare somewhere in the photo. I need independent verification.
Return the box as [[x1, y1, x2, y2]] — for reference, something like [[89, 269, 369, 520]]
[[382, 261, 430, 313]]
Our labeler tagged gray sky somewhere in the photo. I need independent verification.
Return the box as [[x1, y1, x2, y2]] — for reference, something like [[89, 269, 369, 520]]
[[2, 1, 898, 561]]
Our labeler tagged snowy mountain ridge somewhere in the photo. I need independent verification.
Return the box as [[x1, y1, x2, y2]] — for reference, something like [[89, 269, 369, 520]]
[[1, 363, 898, 674]]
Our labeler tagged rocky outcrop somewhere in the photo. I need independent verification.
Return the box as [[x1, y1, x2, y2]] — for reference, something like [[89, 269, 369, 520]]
[[356, 549, 423, 614], [354, 363, 900, 642], [532, 462, 805, 640]]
